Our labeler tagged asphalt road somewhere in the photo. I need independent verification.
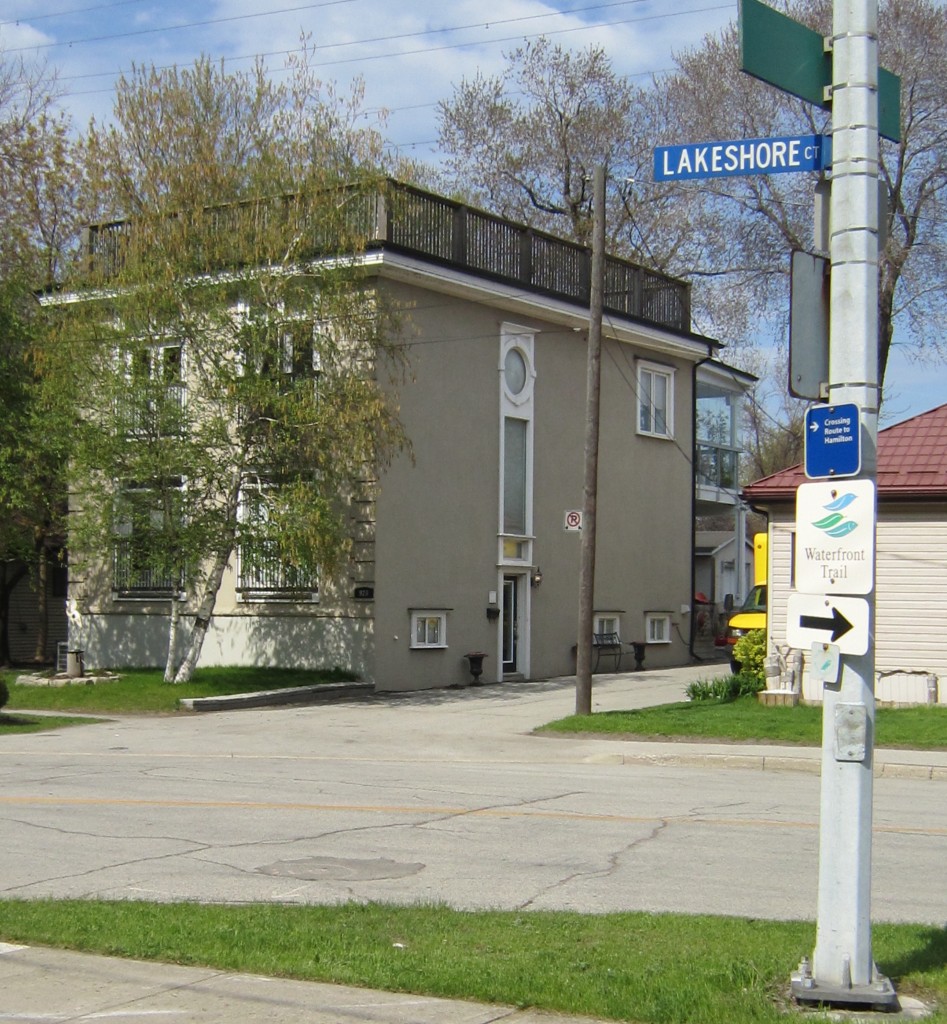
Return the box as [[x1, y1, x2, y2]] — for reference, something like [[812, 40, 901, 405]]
[[1, 666, 945, 924]]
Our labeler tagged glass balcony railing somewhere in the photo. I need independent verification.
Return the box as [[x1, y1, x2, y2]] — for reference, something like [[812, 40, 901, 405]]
[[696, 442, 739, 490]]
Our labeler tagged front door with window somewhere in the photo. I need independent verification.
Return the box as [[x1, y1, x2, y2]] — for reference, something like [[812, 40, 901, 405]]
[[502, 575, 519, 674]]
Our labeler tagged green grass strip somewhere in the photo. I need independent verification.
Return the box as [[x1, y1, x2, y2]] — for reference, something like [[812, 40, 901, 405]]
[[2, 665, 356, 715], [541, 695, 947, 750], [0, 713, 96, 735], [0, 900, 944, 1023]]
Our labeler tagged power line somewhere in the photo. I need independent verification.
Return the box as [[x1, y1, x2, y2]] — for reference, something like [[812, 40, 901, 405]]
[[2, 0, 363, 53], [50, 0, 654, 84], [0, 0, 150, 28], [28, 2, 733, 86]]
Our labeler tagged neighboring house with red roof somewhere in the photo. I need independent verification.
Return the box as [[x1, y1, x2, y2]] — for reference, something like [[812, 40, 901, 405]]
[[742, 404, 947, 705]]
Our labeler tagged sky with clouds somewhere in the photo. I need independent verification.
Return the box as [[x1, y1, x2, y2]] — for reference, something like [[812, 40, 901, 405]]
[[2, 0, 941, 422], [2, 1, 738, 156]]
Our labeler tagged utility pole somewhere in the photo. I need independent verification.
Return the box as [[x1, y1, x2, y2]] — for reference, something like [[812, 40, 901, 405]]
[[792, 0, 896, 1009], [575, 165, 606, 716]]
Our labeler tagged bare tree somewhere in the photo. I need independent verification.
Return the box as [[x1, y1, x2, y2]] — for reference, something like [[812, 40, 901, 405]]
[[650, 0, 947, 389], [437, 4, 947, 406]]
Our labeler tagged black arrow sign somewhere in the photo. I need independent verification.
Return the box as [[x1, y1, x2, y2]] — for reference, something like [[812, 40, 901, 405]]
[[799, 606, 854, 641]]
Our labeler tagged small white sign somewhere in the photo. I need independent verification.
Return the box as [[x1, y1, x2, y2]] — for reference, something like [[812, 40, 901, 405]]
[[795, 479, 875, 594], [808, 641, 841, 684], [564, 509, 583, 532], [787, 594, 870, 656]]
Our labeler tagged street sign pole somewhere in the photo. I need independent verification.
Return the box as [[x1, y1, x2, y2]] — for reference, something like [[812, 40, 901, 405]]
[[797, 0, 895, 1008]]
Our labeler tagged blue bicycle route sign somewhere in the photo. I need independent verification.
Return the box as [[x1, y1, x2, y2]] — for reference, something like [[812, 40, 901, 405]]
[[653, 134, 831, 182], [804, 403, 861, 479]]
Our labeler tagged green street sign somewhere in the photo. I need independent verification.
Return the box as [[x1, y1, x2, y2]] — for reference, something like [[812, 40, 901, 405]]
[[739, 0, 901, 143]]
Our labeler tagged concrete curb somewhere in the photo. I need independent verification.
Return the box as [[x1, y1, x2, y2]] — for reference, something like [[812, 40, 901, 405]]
[[178, 681, 375, 712], [583, 747, 947, 779]]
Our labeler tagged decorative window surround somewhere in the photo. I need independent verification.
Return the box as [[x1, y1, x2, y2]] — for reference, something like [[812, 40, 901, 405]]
[[637, 360, 674, 439], [645, 612, 672, 644], [410, 609, 448, 649]]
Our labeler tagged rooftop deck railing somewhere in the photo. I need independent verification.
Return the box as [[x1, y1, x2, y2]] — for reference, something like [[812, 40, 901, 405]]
[[84, 180, 691, 334]]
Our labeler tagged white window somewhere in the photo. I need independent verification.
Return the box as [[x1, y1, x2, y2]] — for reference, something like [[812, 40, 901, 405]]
[[119, 341, 186, 437], [594, 614, 621, 638], [499, 326, 535, 567], [410, 610, 448, 649], [645, 613, 672, 644], [236, 481, 318, 602], [112, 481, 183, 597], [638, 362, 674, 438]]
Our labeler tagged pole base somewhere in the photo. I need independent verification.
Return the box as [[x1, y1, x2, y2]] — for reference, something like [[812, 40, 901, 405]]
[[791, 960, 899, 1013]]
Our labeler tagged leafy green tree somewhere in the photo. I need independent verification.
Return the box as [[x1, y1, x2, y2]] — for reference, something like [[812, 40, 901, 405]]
[[0, 50, 76, 666], [54, 53, 407, 682], [0, 282, 72, 666]]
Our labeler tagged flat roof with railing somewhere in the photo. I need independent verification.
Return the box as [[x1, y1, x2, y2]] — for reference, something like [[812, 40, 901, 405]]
[[83, 180, 692, 335]]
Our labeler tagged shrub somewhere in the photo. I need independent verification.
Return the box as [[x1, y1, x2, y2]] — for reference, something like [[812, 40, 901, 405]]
[[686, 675, 740, 701], [732, 629, 766, 687], [686, 670, 765, 702]]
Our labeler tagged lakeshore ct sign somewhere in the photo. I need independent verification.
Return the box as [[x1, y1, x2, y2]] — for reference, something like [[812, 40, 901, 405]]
[[653, 133, 830, 182]]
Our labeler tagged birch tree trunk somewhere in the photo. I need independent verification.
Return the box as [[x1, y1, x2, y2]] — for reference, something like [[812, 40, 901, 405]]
[[171, 480, 241, 684], [171, 544, 232, 683], [163, 591, 180, 682]]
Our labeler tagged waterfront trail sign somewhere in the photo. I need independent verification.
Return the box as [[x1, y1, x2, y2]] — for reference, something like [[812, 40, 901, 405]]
[[795, 479, 875, 596], [786, 593, 869, 656], [804, 402, 861, 479], [653, 134, 830, 182]]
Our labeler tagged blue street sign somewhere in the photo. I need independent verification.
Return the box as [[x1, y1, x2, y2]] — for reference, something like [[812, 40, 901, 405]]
[[653, 134, 831, 182], [804, 403, 861, 479]]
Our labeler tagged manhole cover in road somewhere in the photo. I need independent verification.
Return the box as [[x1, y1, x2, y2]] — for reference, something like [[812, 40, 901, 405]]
[[257, 856, 424, 881]]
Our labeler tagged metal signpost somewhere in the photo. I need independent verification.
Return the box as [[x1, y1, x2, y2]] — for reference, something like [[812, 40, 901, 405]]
[[652, 0, 900, 1010], [739, 0, 901, 143], [738, 0, 895, 1009]]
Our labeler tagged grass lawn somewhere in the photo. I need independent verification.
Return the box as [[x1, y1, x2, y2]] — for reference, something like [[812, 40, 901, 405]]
[[0, 900, 944, 1023], [0, 712, 98, 736], [1, 665, 357, 716], [540, 693, 947, 750]]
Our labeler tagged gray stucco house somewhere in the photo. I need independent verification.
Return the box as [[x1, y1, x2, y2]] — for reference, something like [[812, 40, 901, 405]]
[[64, 182, 731, 691]]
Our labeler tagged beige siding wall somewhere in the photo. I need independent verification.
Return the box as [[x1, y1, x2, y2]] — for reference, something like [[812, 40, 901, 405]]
[[766, 505, 947, 704]]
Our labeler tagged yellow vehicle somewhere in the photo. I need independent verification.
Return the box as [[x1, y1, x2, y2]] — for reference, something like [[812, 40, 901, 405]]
[[726, 533, 767, 672]]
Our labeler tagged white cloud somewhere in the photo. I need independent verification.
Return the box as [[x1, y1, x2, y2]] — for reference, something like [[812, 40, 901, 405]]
[[17, 0, 736, 143]]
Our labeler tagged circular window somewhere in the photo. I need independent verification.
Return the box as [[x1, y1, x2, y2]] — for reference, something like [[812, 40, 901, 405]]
[[504, 347, 528, 395]]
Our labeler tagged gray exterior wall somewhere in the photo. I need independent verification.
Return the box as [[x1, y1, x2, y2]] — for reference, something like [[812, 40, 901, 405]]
[[371, 280, 695, 691]]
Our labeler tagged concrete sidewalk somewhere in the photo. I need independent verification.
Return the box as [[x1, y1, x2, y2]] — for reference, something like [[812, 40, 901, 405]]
[[0, 942, 613, 1024]]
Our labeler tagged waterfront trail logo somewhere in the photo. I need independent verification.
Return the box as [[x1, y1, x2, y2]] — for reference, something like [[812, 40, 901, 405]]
[[811, 492, 859, 538]]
